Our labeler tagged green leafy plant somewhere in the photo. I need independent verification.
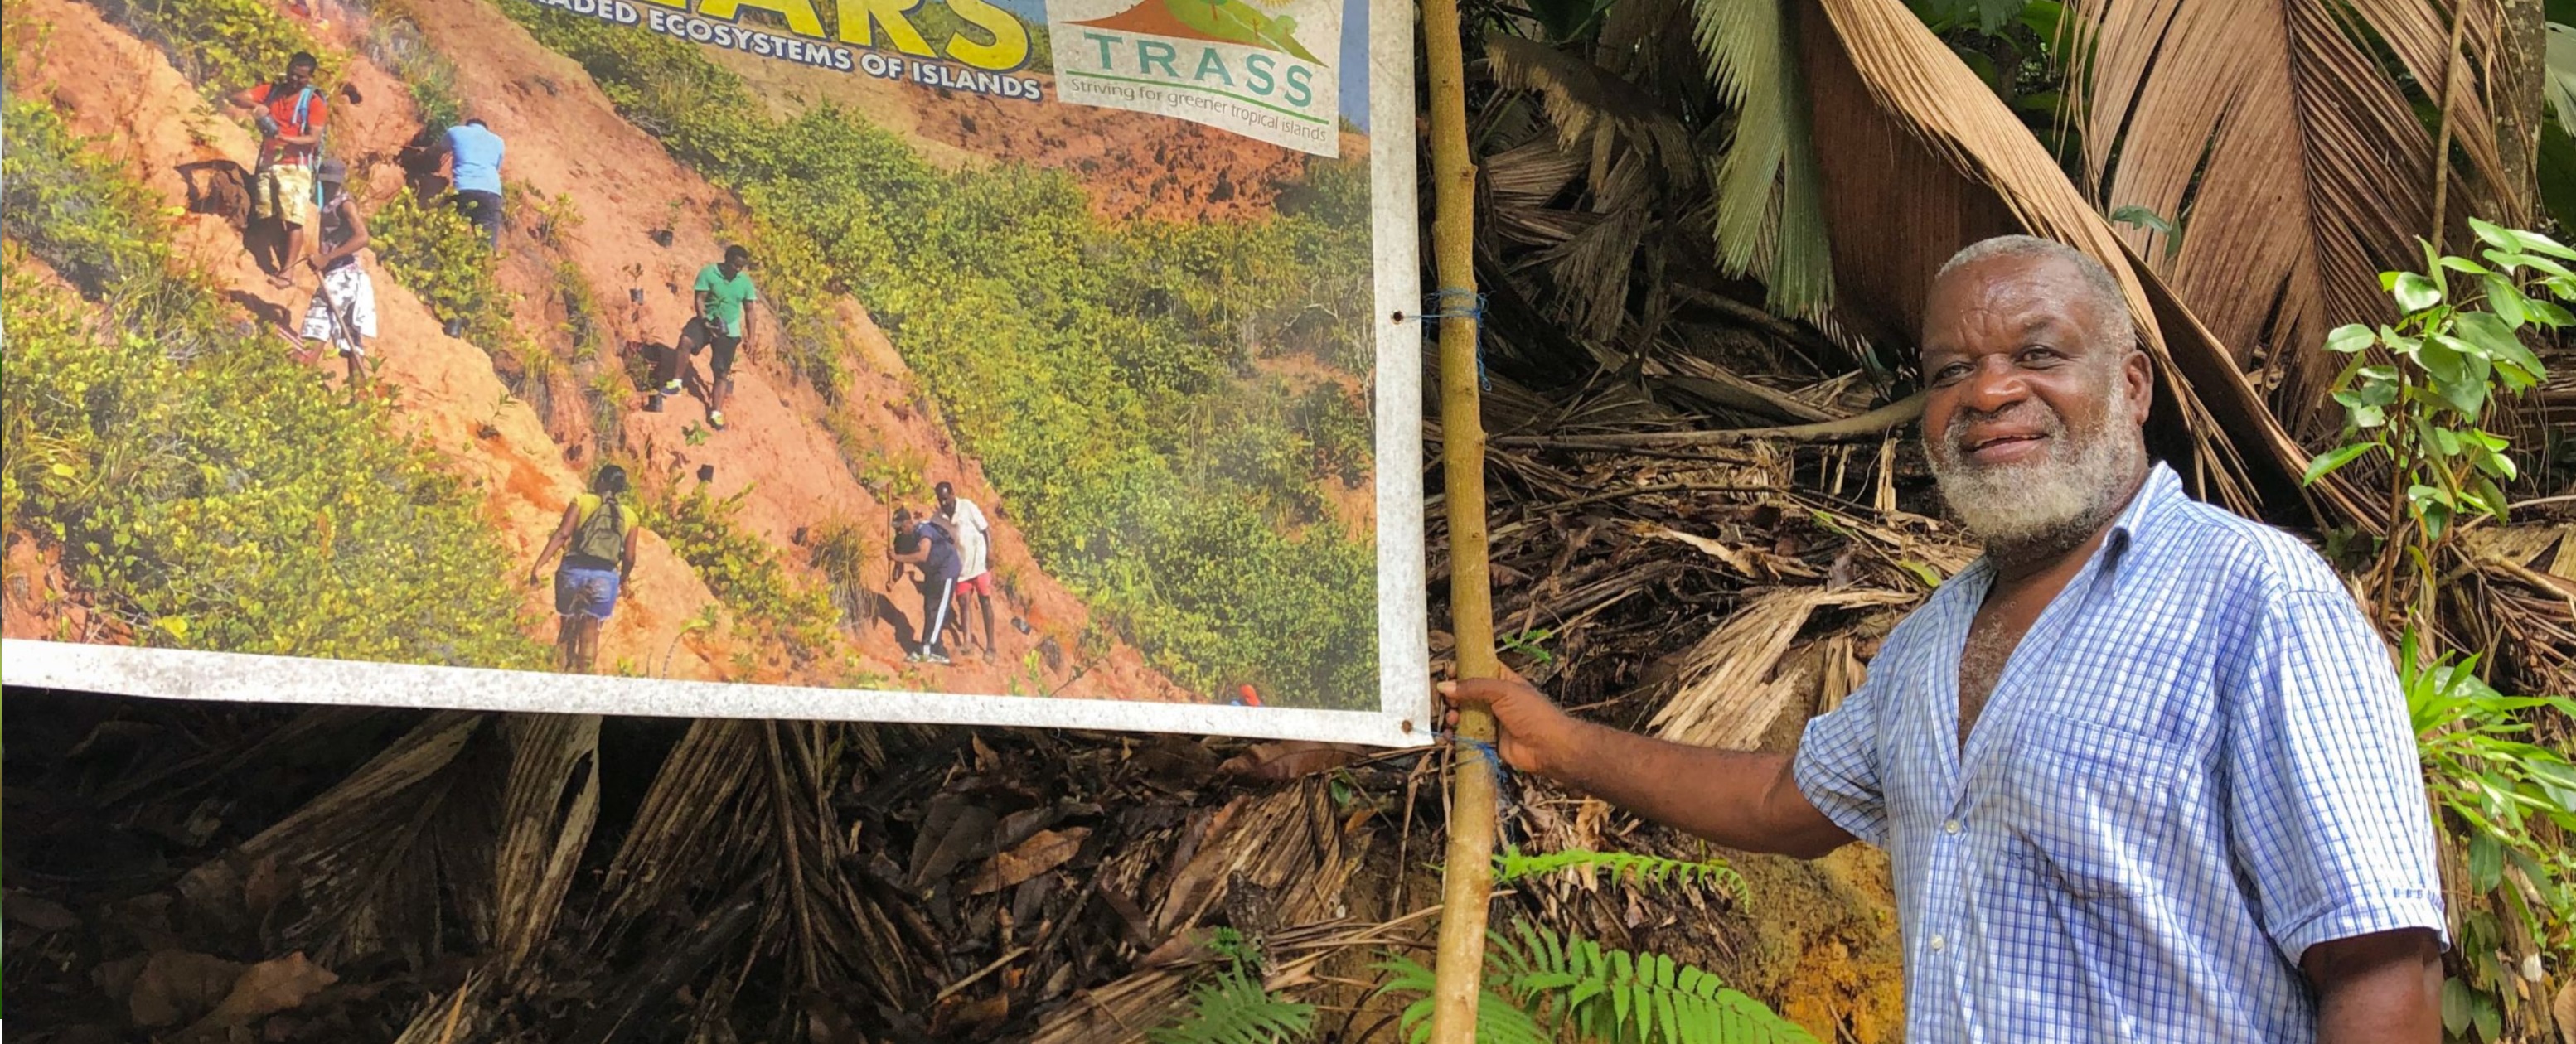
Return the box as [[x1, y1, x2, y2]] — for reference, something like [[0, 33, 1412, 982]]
[[370, 186, 525, 355], [1497, 628, 1558, 666], [647, 485, 838, 660], [351, 0, 463, 132], [1150, 969, 1315, 1044], [552, 259, 608, 361], [1375, 922, 1818, 1044], [528, 188, 586, 249], [1149, 928, 1315, 1044], [2307, 222, 2574, 1042], [88, 0, 346, 106], [2401, 629, 2576, 1042], [1, 96, 539, 669], [2307, 221, 2564, 542], [1493, 847, 1748, 902]]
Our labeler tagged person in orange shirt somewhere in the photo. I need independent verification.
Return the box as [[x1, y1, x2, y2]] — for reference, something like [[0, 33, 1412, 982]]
[[225, 52, 329, 288]]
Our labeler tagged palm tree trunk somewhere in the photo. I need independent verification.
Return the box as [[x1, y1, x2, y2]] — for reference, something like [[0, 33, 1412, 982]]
[[2491, 0, 2551, 225]]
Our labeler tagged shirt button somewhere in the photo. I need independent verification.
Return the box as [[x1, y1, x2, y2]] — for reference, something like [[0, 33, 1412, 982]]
[[1929, 934, 1947, 952], [1943, 819, 1962, 835]]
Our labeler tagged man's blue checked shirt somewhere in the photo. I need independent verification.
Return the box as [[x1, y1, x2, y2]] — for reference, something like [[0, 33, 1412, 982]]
[[1793, 463, 2445, 1042]]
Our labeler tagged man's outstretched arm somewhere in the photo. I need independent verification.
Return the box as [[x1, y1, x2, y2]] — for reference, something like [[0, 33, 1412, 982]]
[[1442, 677, 1856, 858]]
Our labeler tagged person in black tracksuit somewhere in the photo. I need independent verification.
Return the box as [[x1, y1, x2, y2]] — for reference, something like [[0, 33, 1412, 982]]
[[887, 508, 961, 665]]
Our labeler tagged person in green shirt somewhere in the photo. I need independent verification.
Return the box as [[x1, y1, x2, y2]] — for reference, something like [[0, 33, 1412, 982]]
[[654, 244, 758, 430]]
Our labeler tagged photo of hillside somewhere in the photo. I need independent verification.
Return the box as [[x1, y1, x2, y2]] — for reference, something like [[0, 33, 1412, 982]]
[[0, 0, 1392, 709]]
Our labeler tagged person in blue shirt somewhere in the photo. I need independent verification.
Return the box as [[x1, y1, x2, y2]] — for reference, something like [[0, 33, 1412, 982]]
[[888, 506, 962, 665], [1445, 236, 2444, 1043], [437, 117, 506, 338], [440, 117, 506, 249]]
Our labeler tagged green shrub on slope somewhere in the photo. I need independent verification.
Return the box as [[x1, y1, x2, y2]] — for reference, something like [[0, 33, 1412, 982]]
[[647, 484, 839, 660], [1, 97, 541, 669], [369, 185, 521, 351], [83, 0, 346, 105]]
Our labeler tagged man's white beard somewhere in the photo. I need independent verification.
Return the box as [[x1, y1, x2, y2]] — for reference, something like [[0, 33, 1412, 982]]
[[1925, 381, 2145, 549]]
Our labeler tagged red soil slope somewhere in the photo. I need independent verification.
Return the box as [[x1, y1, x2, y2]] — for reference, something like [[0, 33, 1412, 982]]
[[16, 0, 1192, 702]]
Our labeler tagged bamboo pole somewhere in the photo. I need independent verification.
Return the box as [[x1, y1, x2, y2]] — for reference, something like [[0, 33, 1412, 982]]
[[1420, 0, 1500, 1034]]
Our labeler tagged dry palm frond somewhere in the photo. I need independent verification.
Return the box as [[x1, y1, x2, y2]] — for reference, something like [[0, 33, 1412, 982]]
[[1647, 588, 1914, 750], [178, 713, 494, 966], [1482, 140, 1589, 245], [1145, 779, 1370, 939], [1690, 0, 1834, 319], [2061, 0, 2510, 437], [1484, 34, 1698, 187], [490, 713, 601, 979], [591, 720, 761, 930], [1526, 153, 1660, 341], [2454, 525, 2576, 694], [1028, 918, 1427, 1044]]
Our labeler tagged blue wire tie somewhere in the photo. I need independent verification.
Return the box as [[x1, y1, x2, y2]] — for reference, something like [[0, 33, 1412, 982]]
[[1454, 735, 1508, 785], [1411, 288, 1490, 391], [1451, 734, 1520, 830]]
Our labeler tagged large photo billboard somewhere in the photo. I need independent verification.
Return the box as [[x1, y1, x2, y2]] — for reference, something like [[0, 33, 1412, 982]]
[[0, 0, 1426, 743]]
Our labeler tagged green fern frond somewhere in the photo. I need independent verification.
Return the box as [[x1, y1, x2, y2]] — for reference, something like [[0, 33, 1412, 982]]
[[1373, 955, 1546, 1044], [1493, 847, 1750, 904], [1374, 921, 1815, 1044], [1148, 968, 1315, 1044], [1207, 926, 1268, 969], [1496, 922, 1819, 1044]]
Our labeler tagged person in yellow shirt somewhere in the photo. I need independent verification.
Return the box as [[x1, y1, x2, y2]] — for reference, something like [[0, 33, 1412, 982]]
[[528, 466, 642, 673]]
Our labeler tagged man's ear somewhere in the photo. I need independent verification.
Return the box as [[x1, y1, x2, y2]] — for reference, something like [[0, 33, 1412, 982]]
[[2123, 347, 2154, 425]]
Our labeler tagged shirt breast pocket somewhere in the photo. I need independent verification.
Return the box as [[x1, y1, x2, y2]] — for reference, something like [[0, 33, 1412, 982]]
[[2001, 716, 2199, 901]]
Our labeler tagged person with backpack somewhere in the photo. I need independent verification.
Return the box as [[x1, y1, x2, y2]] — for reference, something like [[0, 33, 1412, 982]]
[[226, 52, 329, 288], [652, 245, 758, 431], [528, 465, 642, 674], [295, 158, 377, 392], [886, 505, 961, 665]]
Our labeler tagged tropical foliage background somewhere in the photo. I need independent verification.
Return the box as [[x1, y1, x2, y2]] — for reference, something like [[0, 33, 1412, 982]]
[[5, 0, 2574, 1040]]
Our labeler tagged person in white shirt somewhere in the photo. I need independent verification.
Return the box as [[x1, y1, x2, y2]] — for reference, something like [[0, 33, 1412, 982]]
[[936, 481, 997, 660]]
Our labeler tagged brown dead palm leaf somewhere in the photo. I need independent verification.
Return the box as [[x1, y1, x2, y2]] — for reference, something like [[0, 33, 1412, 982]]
[[574, 719, 920, 1029], [2061, 0, 2513, 437], [1646, 587, 1914, 750], [489, 713, 601, 979], [177, 713, 497, 968], [1484, 34, 1700, 188], [1794, 0, 2336, 519]]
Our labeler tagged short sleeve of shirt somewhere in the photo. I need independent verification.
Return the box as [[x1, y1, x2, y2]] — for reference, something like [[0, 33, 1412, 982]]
[[1794, 669, 1892, 848], [2225, 587, 2447, 965], [693, 264, 719, 294]]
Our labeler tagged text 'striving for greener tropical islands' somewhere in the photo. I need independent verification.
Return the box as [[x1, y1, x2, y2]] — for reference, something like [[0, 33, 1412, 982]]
[[1044, 0, 1342, 156]]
